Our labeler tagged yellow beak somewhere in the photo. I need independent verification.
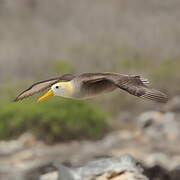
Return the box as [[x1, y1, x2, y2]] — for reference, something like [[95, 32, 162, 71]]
[[37, 89, 54, 102]]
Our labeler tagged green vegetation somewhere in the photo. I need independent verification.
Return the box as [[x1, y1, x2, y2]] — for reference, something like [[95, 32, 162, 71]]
[[0, 98, 109, 143]]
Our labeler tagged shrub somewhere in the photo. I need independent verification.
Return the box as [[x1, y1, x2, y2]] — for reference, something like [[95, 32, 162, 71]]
[[0, 98, 110, 143]]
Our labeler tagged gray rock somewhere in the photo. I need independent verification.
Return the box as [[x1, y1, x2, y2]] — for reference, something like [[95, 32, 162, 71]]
[[40, 155, 149, 180], [137, 111, 180, 141], [0, 140, 24, 156], [39, 171, 58, 180], [137, 111, 165, 139], [164, 96, 180, 112]]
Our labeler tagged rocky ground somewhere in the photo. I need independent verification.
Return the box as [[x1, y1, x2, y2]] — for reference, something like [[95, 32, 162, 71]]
[[0, 96, 180, 180], [40, 155, 149, 180]]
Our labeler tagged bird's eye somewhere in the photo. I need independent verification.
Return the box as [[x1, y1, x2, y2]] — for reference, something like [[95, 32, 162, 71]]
[[55, 86, 59, 89]]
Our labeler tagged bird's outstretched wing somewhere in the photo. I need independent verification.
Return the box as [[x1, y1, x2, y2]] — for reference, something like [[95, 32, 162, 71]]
[[14, 74, 75, 102], [80, 73, 168, 103], [113, 75, 168, 103]]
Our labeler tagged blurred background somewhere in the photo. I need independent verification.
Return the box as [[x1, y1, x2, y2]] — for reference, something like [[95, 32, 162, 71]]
[[0, 0, 180, 179]]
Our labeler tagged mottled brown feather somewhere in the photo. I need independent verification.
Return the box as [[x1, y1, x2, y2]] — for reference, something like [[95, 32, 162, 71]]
[[79, 73, 168, 103]]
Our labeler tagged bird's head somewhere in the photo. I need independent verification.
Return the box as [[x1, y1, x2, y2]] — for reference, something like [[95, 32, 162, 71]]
[[37, 82, 73, 102]]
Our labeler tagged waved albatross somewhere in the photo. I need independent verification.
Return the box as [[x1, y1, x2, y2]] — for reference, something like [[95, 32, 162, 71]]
[[14, 72, 168, 103]]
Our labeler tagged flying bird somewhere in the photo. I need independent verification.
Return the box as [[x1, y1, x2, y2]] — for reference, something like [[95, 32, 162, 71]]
[[14, 72, 168, 103]]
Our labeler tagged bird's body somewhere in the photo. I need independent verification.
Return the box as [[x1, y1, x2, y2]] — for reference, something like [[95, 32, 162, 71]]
[[14, 72, 168, 103], [70, 79, 116, 99], [66, 73, 117, 99]]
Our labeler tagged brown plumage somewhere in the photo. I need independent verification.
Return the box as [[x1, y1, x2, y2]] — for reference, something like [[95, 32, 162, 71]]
[[14, 72, 168, 103]]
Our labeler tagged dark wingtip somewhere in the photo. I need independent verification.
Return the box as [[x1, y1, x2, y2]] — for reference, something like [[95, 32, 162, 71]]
[[13, 98, 18, 102], [141, 89, 168, 103], [13, 96, 22, 102]]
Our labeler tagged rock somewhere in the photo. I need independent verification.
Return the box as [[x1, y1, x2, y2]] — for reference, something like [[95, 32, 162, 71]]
[[144, 163, 180, 180], [164, 96, 180, 112], [96, 171, 148, 180], [18, 132, 37, 147], [40, 155, 149, 180], [137, 111, 165, 140], [39, 171, 58, 180], [0, 140, 24, 156], [144, 165, 170, 180], [137, 111, 180, 141], [2, 109, 180, 180], [137, 111, 164, 127], [0, 133, 37, 156], [170, 165, 180, 179]]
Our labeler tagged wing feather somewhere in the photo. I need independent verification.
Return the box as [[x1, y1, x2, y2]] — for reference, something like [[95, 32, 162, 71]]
[[79, 73, 168, 103], [113, 75, 168, 103]]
